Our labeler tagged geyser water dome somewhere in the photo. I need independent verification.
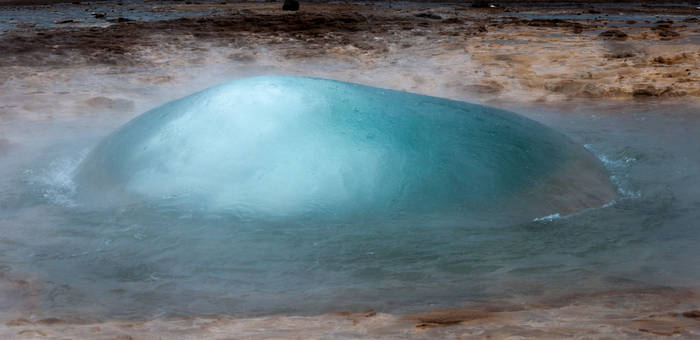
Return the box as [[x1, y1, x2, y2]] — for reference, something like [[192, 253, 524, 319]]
[[75, 76, 615, 221]]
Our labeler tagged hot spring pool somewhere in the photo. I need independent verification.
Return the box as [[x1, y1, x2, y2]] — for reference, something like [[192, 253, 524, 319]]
[[0, 77, 699, 320]]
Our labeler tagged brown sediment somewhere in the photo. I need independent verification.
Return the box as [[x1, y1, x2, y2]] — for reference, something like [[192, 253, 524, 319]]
[[408, 309, 498, 328], [622, 310, 699, 337], [16, 329, 48, 337], [683, 310, 700, 320], [638, 327, 684, 336], [35, 317, 67, 325], [1, 285, 699, 339]]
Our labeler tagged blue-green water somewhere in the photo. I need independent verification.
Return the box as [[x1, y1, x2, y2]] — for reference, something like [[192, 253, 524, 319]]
[[75, 76, 613, 220], [0, 79, 698, 320]]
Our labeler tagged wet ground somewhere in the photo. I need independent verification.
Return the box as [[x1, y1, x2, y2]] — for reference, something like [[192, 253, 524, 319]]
[[1, 1, 698, 105]]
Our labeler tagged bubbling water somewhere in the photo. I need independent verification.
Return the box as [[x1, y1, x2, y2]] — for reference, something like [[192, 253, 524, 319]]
[[74, 76, 614, 222], [3, 79, 699, 321]]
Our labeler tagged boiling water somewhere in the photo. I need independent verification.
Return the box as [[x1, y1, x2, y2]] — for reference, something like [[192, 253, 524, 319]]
[[74, 76, 612, 219], [0, 80, 698, 320]]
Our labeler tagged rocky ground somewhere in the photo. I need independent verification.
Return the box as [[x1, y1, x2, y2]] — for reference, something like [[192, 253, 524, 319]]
[[0, 1, 698, 115]]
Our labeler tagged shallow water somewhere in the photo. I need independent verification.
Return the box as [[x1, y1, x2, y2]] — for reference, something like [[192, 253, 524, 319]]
[[1, 83, 699, 321]]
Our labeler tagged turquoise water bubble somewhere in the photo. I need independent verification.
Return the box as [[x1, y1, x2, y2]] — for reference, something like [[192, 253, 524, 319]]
[[12, 78, 700, 320], [75, 76, 614, 222]]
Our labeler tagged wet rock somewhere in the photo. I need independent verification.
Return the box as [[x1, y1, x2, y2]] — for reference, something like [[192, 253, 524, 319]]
[[638, 326, 684, 336], [93, 13, 106, 19], [527, 18, 572, 27], [54, 19, 76, 24], [545, 80, 586, 95], [650, 53, 690, 65], [472, 0, 489, 8], [658, 30, 680, 39], [463, 81, 503, 94], [410, 309, 493, 328], [465, 24, 488, 35], [282, 0, 299, 11], [36, 318, 65, 325], [441, 18, 464, 24], [17, 330, 48, 337], [15, 23, 37, 28], [632, 85, 669, 97], [682, 310, 700, 319], [652, 56, 672, 65], [363, 309, 377, 317], [415, 13, 442, 20], [581, 83, 624, 98], [632, 86, 657, 97], [5, 318, 32, 326], [107, 17, 134, 23], [599, 29, 628, 40]]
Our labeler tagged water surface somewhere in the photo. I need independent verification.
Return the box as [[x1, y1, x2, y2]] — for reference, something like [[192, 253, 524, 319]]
[[1, 93, 698, 320]]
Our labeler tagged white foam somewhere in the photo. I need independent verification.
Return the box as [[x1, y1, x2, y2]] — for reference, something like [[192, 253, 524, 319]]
[[533, 213, 561, 222], [27, 149, 89, 207], [584, 144, 641, 199]]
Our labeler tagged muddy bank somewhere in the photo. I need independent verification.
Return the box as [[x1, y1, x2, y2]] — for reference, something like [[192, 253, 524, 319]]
[[1, 284, 699, 339], [1, 2, 698, 103]]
